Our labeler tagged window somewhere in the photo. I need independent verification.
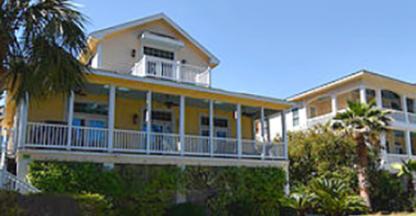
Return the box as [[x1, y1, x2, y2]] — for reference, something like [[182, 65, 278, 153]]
[[308, 96, 332, 118], [381, 90, 402, 111], [407, 98, 415, 113], [336, 89, 360, 110], [292, 108, 299, 127], [74, 102, 108, 115], [411, 132, 416, 156], [201, 117, 228, 128], [365, 89, 376, 104], [143, 110, 172, 122], [143, 47, 174, 60], [386, 129, 406, 154]]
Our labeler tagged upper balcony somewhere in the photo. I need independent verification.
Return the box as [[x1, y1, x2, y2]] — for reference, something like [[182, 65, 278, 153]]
[[131, 55, 211, 87]]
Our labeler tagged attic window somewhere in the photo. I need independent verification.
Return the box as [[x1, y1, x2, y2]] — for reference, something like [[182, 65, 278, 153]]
[[144, 46, 174, 60]]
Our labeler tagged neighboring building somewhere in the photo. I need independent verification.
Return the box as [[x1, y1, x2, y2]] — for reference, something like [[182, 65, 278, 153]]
[[0, 13, 291, 191], [282, 70, 416, 169]]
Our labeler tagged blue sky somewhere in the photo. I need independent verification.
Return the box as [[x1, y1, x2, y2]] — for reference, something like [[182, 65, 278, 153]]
[[75, 0, 416, 99]]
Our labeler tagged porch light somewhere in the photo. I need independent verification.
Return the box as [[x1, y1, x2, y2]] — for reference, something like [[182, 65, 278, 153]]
[[118, 87, 130, 92]]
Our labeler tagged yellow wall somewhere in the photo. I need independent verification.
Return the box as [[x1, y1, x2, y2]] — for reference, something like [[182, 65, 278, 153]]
[[28, 96, 67, 122], [27, 94, 254, 139]]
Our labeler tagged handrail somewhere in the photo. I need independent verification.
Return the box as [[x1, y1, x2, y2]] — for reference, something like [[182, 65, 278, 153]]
[[24, 122, 286, 160], [1, 170, 40, 194]]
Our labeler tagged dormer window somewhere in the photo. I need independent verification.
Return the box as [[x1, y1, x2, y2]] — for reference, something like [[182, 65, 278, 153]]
[[143, 46, 174, 60]]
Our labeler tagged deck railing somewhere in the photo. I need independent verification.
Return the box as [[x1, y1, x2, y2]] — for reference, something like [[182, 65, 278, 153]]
[[131, 55, 210, 87], [24, 122, 285, 160], [1, 170, 40, 194]]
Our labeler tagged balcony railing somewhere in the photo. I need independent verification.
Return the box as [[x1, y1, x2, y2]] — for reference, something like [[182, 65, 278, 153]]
[[131, 55, 210, 87], [306, 113, 334, 127], [24, 122, 285, 160]]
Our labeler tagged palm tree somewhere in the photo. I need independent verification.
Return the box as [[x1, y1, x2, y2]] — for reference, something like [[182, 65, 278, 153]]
[[332, 100, 391, 209], [0, 0, 88, 103], [309, 177, 368, 216], [391, 159, 416, 196]]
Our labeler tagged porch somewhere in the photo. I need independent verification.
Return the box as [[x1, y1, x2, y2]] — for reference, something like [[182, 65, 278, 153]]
[[14, 82, 288, 165]]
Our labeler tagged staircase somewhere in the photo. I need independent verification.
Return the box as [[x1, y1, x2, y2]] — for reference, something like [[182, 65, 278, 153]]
[[0, 169, 40, 194]]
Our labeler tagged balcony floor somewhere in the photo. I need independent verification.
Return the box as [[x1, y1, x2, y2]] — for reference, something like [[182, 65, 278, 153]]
[[17, 149, 288, 168]]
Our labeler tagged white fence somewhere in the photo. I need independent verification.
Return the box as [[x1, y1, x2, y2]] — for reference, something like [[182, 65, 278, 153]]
[[131, 55, 210, 86], [24, 122, 285, 160]]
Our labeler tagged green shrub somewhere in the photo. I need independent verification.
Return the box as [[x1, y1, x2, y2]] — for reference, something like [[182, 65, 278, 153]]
[[167, 202, 207, 216], [184, 166, 286, 215], [74, 193, 112, 216], [369, 170, 413, 212], [0, 190, 24, 216]]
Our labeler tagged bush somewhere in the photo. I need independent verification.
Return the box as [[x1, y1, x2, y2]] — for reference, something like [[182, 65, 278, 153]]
[[28, 162, 287, 216], [369, 170, 413, 212], [74, 193, 111, 216], [184, 166, 286, 215], [289, 124, 357, 188], [167, 202, 207, 216], [0, 190, 23, 216]]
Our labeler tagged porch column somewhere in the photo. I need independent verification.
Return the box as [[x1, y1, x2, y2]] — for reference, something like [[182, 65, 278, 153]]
[[66, 91, 74, 150], [17, 94, 29, 149], [376, 89, 383, 108], [331, 94, 337, 115], [209, 100, 214, 157], [281, 110, 288, 159], [108, 85, 116, 152], [260, 107, 266, 160], [236, 104, 242, 158], [406, 130, 412, 158], [179, 95, 185, 156], [402, 95, 409, 124], [359, 86, 366, 103], [146, 91, 152, 154]]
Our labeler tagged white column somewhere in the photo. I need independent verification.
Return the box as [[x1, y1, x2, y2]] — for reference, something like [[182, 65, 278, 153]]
[[376, 89, 383, 108], [281, 110, 288, 159], [402, 96, 409, 123], [209, 100, 214, 157], [66, 91, 74, 150], [236, 104, 242, 158], [380, 132, 388, 166], [359, 86, 366, 103], [260, 107, 266, 159], [17, 95, 28, 149], [406, 130, 412, 157], [108, 86, 116, 152], [176, 61, 181, 82], [179, 95, 185, 156], [146, 91, 152, 154], [331, 94, 337, 115]]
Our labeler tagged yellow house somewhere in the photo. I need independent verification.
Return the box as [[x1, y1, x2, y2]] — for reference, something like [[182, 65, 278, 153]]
[[2, 13, 291, 190]]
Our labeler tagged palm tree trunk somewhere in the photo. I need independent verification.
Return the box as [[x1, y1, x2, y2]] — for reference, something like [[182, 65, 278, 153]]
[[356, 136, 372, 209]]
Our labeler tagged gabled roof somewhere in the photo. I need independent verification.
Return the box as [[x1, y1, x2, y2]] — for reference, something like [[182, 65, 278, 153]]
[[287, 69, 416, 101], [89, 13, 220, 66]]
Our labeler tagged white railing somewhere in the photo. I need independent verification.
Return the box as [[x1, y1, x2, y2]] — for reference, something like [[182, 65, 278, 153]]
[[113, 129, 146, 152], [184, 135, 210, 155], [23, 122, 286, 160], [408, 113, 416, 124], [307, 113, 334, 127], [1, 170, 40, 194], [131, 55, 210, 86], [387, 109, 407, 122], [383, 154, 410, 169], [149, 132, 180, 154]]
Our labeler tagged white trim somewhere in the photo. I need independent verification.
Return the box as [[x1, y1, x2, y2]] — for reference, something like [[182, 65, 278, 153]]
[[236, 104, 242, 158], [90, 68, 291, 107], [89, 13, 220, 65], [146, 91, 152, 154]]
